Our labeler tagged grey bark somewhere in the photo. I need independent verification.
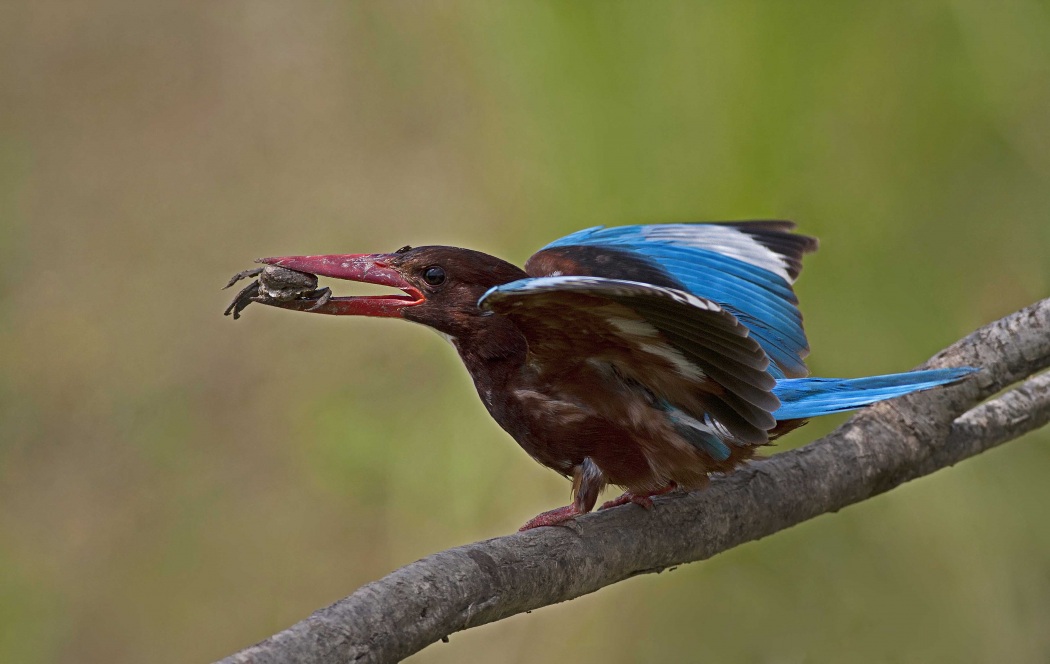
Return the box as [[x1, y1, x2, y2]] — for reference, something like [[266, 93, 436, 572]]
[[218, 298, 1050, 664]]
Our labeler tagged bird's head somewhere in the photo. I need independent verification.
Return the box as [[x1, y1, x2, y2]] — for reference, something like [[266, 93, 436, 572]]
[[256, 245, 528, 338]]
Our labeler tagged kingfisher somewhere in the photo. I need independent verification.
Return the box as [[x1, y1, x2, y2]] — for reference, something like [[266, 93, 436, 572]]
[[226, 221, 975, 530]]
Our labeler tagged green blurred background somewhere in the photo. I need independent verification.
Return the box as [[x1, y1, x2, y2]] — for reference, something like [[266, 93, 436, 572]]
[[1, 1, 1048, 662]]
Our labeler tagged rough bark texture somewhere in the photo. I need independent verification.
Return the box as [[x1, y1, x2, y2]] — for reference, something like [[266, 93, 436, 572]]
[[219, 298, 1050, 664]]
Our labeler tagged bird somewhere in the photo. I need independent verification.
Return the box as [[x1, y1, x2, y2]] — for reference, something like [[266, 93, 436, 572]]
[[226, 221, 976, 530]]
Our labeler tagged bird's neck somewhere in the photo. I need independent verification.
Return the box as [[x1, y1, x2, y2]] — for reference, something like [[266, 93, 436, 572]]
[[449, 316, 528, 409]]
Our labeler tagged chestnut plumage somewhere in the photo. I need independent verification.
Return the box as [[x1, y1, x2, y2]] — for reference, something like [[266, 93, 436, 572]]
[[227, 221, 976, 530]]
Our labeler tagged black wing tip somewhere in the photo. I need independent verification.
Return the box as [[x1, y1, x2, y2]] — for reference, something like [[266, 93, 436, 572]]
[[717, 219, 797, 231], [716, 220, 819, 281]]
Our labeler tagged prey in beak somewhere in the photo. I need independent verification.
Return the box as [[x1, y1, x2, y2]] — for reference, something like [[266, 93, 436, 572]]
[[223, 254, 426, 319]]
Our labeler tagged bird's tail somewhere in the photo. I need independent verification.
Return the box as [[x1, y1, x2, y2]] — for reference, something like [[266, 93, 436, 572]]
[[771, 367, 978, 420]]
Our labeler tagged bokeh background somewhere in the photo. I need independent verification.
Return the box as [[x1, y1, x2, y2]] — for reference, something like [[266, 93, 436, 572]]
[[2, 2, 1049, 662]]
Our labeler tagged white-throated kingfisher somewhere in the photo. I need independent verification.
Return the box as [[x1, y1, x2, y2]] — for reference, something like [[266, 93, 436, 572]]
[[226, 222, 975, 530]]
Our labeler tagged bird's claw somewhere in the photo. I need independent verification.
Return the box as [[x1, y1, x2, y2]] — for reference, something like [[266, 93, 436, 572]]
[[518, 505, 583, 531], [599, 493, 654, 511], [598, 483, 678, 511]]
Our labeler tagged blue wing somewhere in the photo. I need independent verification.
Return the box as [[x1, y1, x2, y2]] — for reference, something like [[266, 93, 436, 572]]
[[529, 221, 819, 379]]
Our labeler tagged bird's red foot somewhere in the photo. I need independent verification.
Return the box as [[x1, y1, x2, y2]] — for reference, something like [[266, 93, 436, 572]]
[[598, 483, 677, 511], [519, 504, 583, 531]]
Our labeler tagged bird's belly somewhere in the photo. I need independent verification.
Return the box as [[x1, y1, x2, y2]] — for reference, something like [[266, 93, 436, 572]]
[[486, 379, 754, 492], [493, 390, 674, 488]]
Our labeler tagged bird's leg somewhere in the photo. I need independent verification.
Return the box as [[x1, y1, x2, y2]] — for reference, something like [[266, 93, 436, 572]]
[[519, 458, 605, 531], [599, 482, 678, 511]]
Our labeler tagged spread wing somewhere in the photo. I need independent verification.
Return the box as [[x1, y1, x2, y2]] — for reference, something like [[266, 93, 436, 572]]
[[478, 276, 779, 445], [529, 221, 819, 378]]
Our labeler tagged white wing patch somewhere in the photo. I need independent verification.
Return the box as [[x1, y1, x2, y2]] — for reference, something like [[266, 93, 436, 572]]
[[603, 318, 707, 380], [643, 224, 793, 283], [639, 343, 706, 380], [605, 316, 659, 338]]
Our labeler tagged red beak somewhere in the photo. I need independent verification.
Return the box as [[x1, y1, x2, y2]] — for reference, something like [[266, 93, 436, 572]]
[[256, 254, 425, 317]]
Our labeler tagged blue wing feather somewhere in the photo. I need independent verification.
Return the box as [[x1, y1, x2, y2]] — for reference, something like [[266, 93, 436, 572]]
[[538, 222, 817, 378], [635, 247, 808, 377]]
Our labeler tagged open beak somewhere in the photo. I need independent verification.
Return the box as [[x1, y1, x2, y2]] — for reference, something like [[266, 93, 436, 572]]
[[256, 253, 425, 317]]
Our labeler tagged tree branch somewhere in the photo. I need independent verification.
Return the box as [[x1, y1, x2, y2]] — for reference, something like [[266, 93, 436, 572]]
[[218, 298, 1050, 664]]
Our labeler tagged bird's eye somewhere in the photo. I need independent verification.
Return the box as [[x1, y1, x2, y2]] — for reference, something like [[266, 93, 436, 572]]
[[422, 266, 446, 286]]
